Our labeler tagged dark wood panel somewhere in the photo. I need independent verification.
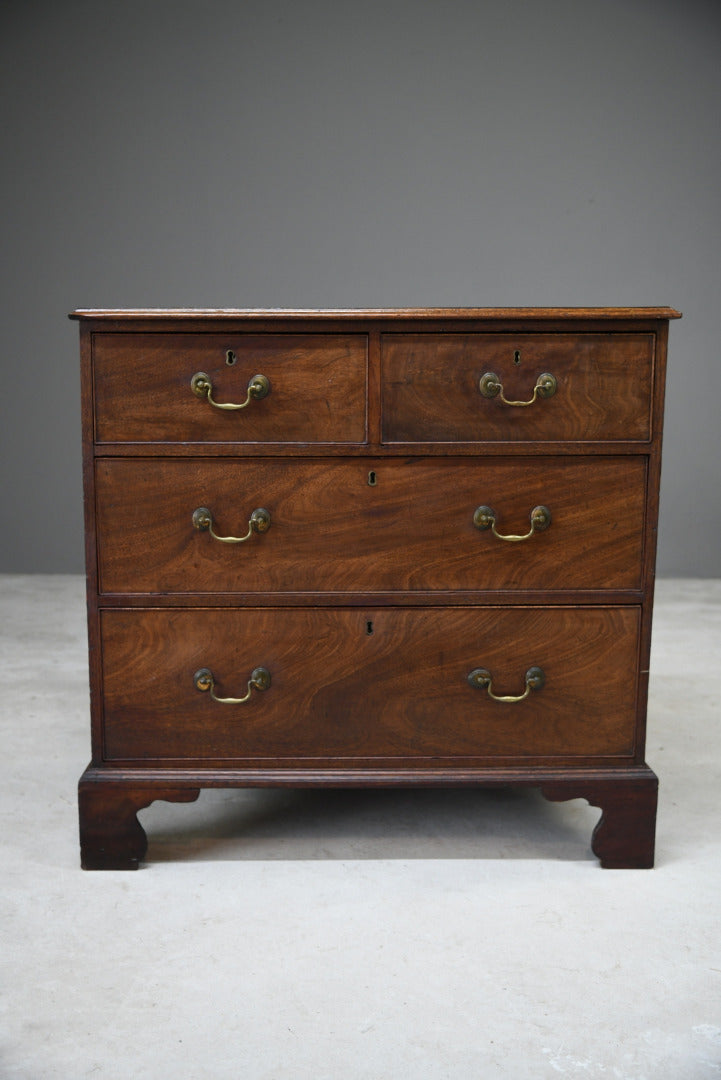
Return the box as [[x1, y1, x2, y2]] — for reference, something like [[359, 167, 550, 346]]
[[95, 457, 647, 594], [71, 307, 682, 321], [93, 333, 367, 443], [90, 440, 658, 458], [93, 590, 646, 609], [381, 333, 654, 442], [100, 606, 641, 762]]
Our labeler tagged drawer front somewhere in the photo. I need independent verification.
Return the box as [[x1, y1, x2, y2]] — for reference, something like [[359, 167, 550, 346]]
[[100, 606, 640, 762], [381, 333, 654, 442], [92, 334, 367, 443], [95, 457, 647, 594]]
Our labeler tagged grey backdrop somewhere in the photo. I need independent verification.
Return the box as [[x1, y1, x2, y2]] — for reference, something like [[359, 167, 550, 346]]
[[2, 0, 719, 575]]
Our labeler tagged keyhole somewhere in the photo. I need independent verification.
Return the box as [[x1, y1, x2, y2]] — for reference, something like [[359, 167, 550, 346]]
[[368, 471, 377, 486], [513, 349, 521, 365], [366, 620, 374, 635], [226, 350, 237, 365]]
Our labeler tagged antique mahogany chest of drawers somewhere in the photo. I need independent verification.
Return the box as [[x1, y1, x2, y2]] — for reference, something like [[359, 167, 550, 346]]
[[71, 306, 680, 869]]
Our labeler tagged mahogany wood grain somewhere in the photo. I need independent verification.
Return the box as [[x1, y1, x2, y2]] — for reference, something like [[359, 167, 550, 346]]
[[381, 333, 655, 442], [74, 307, 678, 868], [95, 456, 647, 594], [99, 606, 641, 762], [92, 333, 367, 444]]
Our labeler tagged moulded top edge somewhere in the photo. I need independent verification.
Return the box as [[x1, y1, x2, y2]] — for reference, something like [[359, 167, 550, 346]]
[[68, 306, 682, 321]]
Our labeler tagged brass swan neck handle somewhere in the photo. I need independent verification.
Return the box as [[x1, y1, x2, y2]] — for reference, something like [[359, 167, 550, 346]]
[[479, 371, 557, 407], [468, 666, 545, 703], [473, 504, 551, 542], [191, 371, 270, 411], [193, 666, 271, 704], [192, 506, 271, 544]]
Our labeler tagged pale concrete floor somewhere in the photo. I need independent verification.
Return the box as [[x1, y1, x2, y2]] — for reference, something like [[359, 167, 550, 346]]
[[1, 574, 720, 1079]]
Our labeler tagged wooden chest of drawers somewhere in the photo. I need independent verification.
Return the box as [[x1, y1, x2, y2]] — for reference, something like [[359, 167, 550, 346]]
[[72, 307, 680, 869]]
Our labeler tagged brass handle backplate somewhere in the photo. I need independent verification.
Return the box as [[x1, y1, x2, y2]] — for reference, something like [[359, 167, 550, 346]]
[[192, 506, 271, 544], [473, 504, 551, 542], [467, 666, 545, 703], [193, 666, 271, 704], [479, 371, 557, 406], [191, 371, 270, 410]]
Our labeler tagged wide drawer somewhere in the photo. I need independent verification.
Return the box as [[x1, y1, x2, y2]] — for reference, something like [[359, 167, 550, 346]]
[[381, 333, 655, 442], [92, 333, 367, 443], [95, 457, 647, 594], [100, 606, 641, 762]]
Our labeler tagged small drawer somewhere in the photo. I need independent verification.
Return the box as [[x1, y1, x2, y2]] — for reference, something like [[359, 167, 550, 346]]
[[92, 333, 367, 443], [95, 457, 646, 595], [100, 606, 640, 763], [381, 333, 655, 442]]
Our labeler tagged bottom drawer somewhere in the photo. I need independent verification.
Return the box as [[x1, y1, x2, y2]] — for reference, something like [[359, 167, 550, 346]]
[[99, 607, 641, 763]]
